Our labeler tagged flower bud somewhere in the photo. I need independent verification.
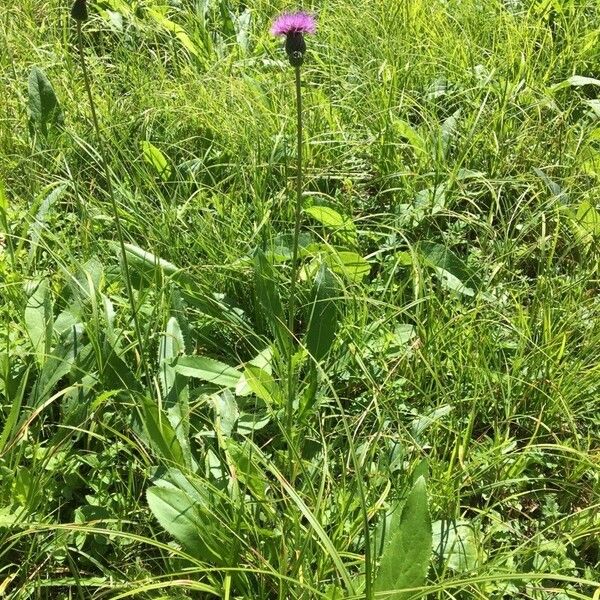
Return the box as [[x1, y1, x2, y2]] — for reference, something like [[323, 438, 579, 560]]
[[71, 0, 88, 22], [285, 32, 306, 66]]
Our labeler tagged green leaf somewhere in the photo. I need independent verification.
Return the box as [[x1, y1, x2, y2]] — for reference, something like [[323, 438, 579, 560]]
[[67, 256, 104, 304], [392, 119, 427, 161], [270, 231, 315, 261], [119, 242, 181, 276], [304, 265, 340, 362], [552, 75, 600, 92], [174, 355, 241, 388], [585, 99, 600, 118], [534, 168, 569, 205], [159, 316, 190, 447], [24, 278, 53, 366], [147, 485, 225, 563], [576, 200, 600, 236], [227, 440, 268, 500], [28, 66, 63, 136], [29, 326, 82, 408], [254, 250, 289, 355], [231, 7, 251, 51], [110, 242, 190, 288], [28, 183, 68, 262], [0, 366, 30, 454], [410, 405, 454, 439], [304, 206, 357, 244], [432, 520, 482, 573], [579, 146, 600, 177], [417, 241, 478, 296], [136, 395, 190, 467], [235, 347, 273, 397], [0, 506, 20, 528], [236, 411, 271, 435], [325, 250, 370, 282], [212, 389, 239, 438], [441, 110, 460, 154], [141, 141, 171, 181], [159, 316, 186, 397], [241, 364, 282, 405], [375, 476, 432, 600], [0, 179, 14, 264], [146, 8, 200, 57]]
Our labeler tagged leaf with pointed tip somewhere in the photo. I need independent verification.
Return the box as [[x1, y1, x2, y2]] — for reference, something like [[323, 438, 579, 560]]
[[254, 250, 289, 355], [174, 356, 241, 388], [304, 206, 357, 245], [375, 476, 432, 600], [432, 520, 482, 573], [305, 265, 340, 362], [24, 278, 53, 366], [28, 184, 67, 262], [147, 485, 226, 563], [417, 241, 479, 296], [28, 67, 63, 136], [159, 316, 190, 446], [325, 251, 370, 282], [141, 141, 171, 181], [135, 395, 190, 467]]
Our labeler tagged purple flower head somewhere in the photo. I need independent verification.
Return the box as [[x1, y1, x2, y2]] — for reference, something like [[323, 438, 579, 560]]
[[270, 12, 316, 37], [271, 12, 316, 66]]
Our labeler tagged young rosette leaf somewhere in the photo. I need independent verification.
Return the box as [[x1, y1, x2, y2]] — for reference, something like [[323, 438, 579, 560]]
[[304, 264, 340, 362], [24, 278, 53, 367], [140, 140, 171, 181], [374, 476, 432, 600], [147, 484, 226, 564], [28, 67, 64, 137], [254, 249, 290, 357]]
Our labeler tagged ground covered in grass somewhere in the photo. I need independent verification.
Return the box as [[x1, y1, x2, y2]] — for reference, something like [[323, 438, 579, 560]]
[[1, 0, 599, 598]]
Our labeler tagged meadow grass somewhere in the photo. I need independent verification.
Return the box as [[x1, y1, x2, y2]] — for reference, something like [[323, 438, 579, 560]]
[[0, 0, 599, 598]]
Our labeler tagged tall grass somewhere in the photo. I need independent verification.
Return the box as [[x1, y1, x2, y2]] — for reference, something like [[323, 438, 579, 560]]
[[0, 0, 599, 598]]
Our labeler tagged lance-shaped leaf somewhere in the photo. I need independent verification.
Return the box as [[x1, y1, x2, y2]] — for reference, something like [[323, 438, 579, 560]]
[[304, 265, 340, 362], [374, 476, 432, 600], [28, 67, 63, 136]]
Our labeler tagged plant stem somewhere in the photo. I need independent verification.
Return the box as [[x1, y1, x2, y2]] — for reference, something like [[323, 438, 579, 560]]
[[75, 22, 154, 398], [286, 64, 304, 464]]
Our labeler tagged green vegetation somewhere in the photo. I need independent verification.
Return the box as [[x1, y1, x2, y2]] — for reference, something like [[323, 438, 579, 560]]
[[1, 0, 599, 598]]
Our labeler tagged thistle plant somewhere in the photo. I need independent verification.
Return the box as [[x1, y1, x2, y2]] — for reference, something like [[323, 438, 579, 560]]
[[271, 11, 316, 459]]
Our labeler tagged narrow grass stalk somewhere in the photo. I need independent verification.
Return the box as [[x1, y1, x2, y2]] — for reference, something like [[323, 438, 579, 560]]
[[286, 63, 304, 465], [74, 21, 154, 398]]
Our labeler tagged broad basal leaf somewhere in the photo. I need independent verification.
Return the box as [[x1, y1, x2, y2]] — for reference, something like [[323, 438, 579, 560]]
[[375, 476, 432, 600], [325, 250, 370, 282], [28, 66, 63, 136], [432, 520, 483, 573], [254, 250, 289, 356], [24, 278, 53, 366], [304, 206, 357, 244], [174, 356, 241, 388], [304, 265, 340, 362], [147, 485, 226, 563], [417, 241, 479, 296], [141, 140, 171, 181]]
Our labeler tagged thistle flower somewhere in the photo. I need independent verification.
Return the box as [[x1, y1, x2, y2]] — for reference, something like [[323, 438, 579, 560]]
[[71, 0, 88, 21], [271, 12, 316, 66]]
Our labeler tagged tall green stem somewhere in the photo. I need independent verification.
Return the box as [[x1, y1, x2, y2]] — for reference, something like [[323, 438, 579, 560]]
[[75, 22, 154, 398], [286, 64, 303, 460]]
